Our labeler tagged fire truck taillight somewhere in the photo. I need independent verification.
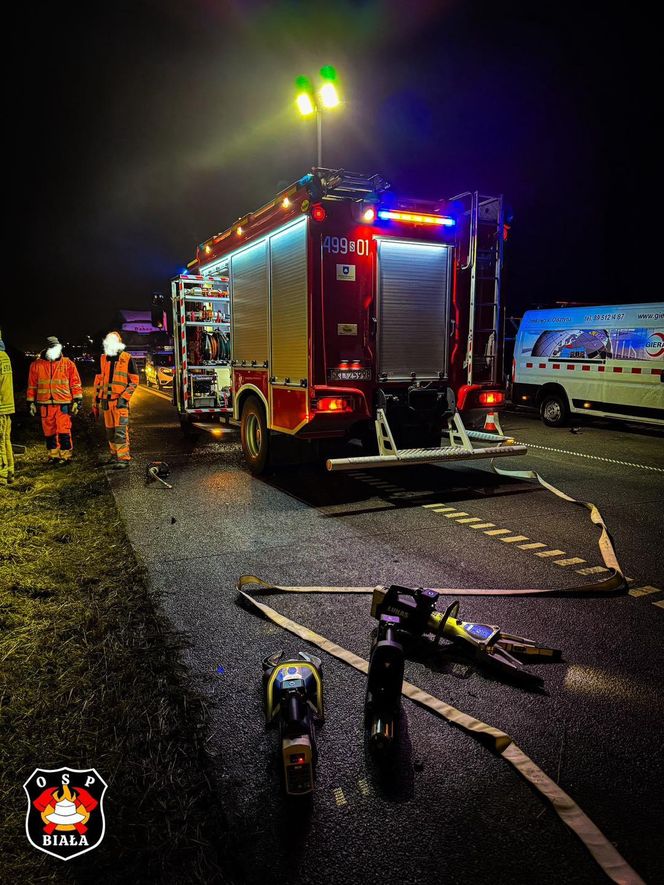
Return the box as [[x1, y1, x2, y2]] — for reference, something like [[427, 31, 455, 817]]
[[478, 391, 505, 406], [311, 204, 327, 222], [316, 396, 352, 413], [377, 209, 455, 227]]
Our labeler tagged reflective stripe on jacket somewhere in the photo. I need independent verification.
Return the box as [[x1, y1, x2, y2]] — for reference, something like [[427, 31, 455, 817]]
[[26, 356, 83, 405], [0, 351, 14, 415], [94, 351, 139, 403]]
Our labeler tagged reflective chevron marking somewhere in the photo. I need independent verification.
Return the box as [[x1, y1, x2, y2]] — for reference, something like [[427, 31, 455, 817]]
[[628, 585, 660, 598], [554, 557, 586, 567]]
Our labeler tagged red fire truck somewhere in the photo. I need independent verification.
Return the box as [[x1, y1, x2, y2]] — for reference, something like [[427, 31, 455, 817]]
[[175, 168, 526, 473]]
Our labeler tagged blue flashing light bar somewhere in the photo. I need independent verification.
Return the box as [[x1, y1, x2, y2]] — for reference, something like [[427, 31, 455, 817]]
[[377, 209, 455, 227]]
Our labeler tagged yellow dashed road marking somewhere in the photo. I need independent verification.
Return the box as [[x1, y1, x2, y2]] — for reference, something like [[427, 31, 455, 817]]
[[358, 778, 370, 797], [415, 500, 610, 581], [554, 557, 586, 567], [628, 585, 660, 598], [333, 788, 348, 807], [653, 600, 664, 609]]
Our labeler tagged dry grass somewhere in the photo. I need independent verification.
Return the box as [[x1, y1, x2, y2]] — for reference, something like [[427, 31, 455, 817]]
[[0, 413, 227, 882]]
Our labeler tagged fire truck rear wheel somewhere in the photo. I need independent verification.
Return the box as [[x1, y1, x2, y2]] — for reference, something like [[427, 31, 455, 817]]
[[540, 391, 569, 427], [241, 396, 270, 474]]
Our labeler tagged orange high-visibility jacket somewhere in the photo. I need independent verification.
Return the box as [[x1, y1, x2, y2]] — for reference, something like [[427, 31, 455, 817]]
[[27, 356, 83, 405], [94, 351, 139, 403]]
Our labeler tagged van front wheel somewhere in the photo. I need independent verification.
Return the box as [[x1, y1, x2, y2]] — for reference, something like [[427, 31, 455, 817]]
[[540, 392, 569, 427]]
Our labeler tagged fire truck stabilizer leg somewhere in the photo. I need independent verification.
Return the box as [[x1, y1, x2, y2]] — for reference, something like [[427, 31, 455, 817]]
[[376, 409, 398, 457], [449, 411, 473, 451]]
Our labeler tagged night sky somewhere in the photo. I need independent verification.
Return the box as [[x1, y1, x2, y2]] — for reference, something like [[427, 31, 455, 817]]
[[3, 1, 654, 351]]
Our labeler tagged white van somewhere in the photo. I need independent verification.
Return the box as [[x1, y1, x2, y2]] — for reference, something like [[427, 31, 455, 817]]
[[512, 303, 664, 426]]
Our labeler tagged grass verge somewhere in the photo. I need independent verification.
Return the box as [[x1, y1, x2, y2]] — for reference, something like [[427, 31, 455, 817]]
[[0, 410, 227, 882]]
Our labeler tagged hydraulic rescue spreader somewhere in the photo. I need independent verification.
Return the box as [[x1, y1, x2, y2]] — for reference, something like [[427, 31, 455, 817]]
[[371, 585, 561, 688]]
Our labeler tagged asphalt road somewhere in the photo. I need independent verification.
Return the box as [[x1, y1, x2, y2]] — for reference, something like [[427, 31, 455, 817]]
[[105, 386, 664, 885]]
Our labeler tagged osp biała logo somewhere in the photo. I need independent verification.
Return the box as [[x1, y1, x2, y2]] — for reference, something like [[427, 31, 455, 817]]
[[23, 767, 108, 860]]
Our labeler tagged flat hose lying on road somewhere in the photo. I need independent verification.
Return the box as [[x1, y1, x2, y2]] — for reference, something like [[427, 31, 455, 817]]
[[235, 467, 642, 884]]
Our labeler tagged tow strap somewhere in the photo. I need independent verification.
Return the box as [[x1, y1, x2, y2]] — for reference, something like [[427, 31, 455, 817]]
[[236, 467, 643, 883]]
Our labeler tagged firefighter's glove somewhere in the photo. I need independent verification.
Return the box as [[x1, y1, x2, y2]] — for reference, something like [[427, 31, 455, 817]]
[[29, 402, 37, 418], [91, 406, 99, 421], [71, 400, 81, 415], [117, 397, 129, 410]]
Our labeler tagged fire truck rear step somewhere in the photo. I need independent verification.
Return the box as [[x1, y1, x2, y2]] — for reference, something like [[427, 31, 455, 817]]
[[326, 443, 527, 472], [326, 407, 527, 471]]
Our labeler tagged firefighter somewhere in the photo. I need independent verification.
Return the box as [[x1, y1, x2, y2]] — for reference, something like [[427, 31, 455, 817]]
[[93, 331, 139, 469], [0, 329, 15, 485], [27, 336, 83, 465]]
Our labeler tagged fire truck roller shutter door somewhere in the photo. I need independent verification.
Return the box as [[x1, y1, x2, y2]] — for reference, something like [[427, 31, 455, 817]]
[[231, 240, 269, 365], [377, 240, 451, 381], [270, 218, 308, 385]]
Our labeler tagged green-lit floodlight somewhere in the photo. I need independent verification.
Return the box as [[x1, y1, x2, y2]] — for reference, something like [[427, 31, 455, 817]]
[[295, 75, 315, 116], [320, 65, 337, 82], [319, 65, 339, 108], [293, 67, 342, 165]]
